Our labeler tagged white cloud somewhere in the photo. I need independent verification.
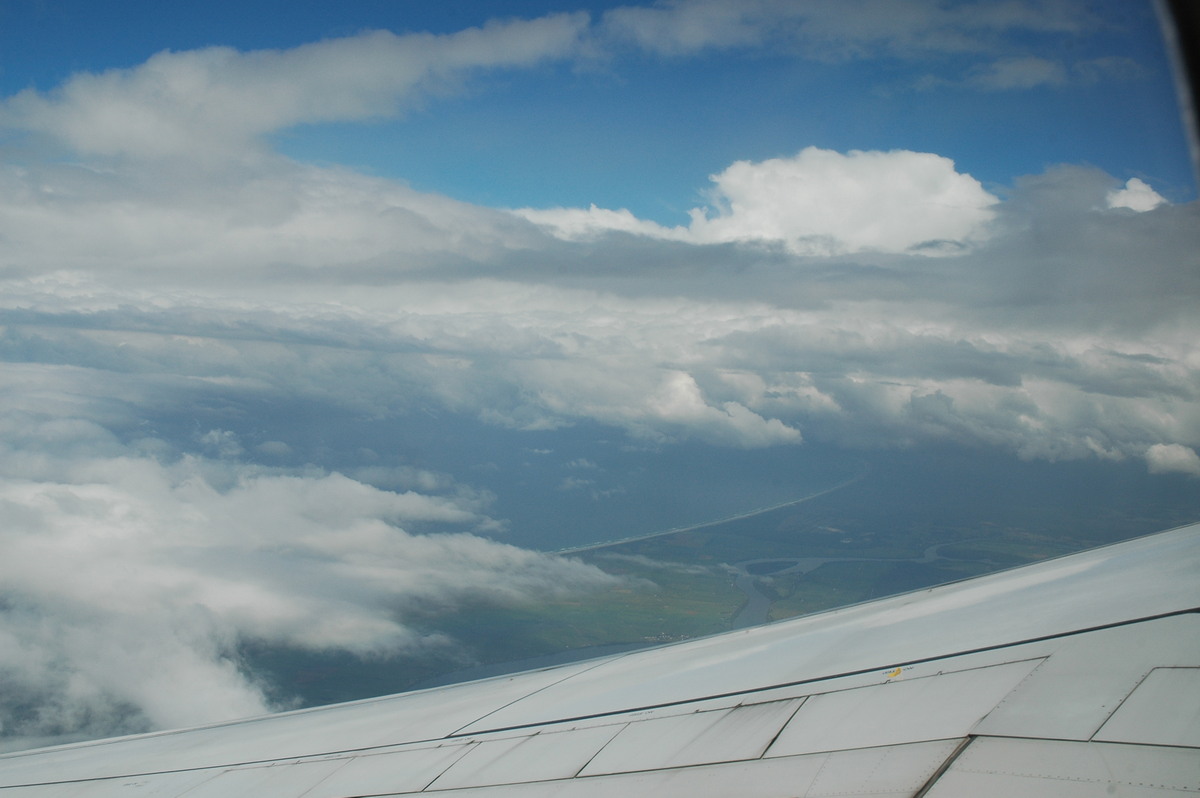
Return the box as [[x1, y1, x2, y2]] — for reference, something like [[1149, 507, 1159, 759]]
[[1145, 443, 1200, 477], [646, 371, 803, 446], [688, 148, 998, 253], [198, 428, 245, 458], [516, 204, 689, 242], [0, 14, 588, 161], [0, 0, 1115, 176], [1106, 177, 1167, 212], [497, 358, 801, 447], [518, 147, 998, 255], [0, 159, 539, 276], [1, 154, 1196, 464], [0, 420, 620, 741]]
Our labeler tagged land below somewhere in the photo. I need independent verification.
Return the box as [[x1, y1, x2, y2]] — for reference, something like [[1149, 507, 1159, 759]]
[[247, 447, 1200, 708]]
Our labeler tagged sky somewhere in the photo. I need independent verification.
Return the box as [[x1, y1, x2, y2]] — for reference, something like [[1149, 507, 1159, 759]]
[[0, 0, 1198, 749]]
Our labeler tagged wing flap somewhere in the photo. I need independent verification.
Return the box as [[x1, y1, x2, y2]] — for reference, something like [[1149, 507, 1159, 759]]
[[922, 737, 1200, 797]]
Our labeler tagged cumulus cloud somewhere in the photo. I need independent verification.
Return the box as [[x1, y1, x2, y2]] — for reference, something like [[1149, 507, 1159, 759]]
[[0, 13, 588, 161], [1107, 177, 1167, 211], [518, 147, 998, 255], [1145, 443, 1200, 477], [686, 148, 997, 254]]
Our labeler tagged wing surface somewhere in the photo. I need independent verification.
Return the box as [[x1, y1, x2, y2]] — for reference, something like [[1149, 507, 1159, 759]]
[[1, 523, 1198, 797]]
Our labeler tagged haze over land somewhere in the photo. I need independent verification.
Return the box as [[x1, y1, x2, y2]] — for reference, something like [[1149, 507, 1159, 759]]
[[0, 0, 1197, 750]]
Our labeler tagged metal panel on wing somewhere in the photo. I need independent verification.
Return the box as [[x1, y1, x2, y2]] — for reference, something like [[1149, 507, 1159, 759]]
[[799, 739, 963, 797], [764, 658, 1040, 757], [298, 742, 476, 798], [971, 615, 1200, 742], [157, 759, 347, 798], [427, 725, 624, 790], [1093, 667, 1200, 748], [577, 698, 802, 776], [0, 770, 218, 798], [922, 737, 1200, 797]]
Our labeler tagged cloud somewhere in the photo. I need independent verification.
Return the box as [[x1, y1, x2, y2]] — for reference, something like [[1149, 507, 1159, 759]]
[[499, 360, 802, 447], [1107, 177, 1167, 211], [686, 148, 998, 254], [1145, 443, 1200, 477], [643, 370, 803, 446], [0, 414, 620, 742], [517, 204, 689, 242], [966, 56, 1068, 89], [0, 0, 1126, 178], [602, 0, 769, 54], [599, 0, 1121, 98], [600, 0, 1093, 59], [0, 158, 540, 278], [518, 147, 998, 255], [0, 13, 588, 161], [921, 53, 1146, 93], [1, 157, 1194, 466]]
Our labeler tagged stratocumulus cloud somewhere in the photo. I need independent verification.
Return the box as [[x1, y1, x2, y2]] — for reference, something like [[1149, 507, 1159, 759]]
[[0, 155, 1195, 461]]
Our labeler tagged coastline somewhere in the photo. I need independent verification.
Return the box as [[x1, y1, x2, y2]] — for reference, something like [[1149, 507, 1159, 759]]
[[551, 470, 868, 556]]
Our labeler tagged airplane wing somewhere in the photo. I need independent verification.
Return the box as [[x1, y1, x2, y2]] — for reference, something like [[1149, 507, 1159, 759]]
[[1, 522, 1197, 797]]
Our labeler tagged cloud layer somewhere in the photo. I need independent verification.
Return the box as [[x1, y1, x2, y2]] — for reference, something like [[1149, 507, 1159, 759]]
[[2, 152, 1194, 470], [3, 134, 1198, 751], [0, 0, 1196, 748]]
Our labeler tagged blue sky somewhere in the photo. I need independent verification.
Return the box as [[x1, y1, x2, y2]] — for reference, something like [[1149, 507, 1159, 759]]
[[0, 0, 1198, 749]]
